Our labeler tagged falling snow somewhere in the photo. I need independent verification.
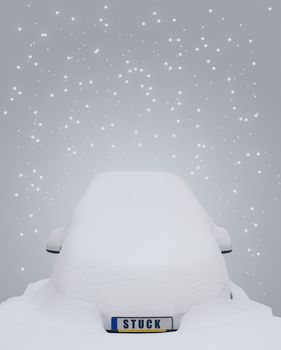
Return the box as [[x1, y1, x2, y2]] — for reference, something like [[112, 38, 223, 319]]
[[0, 0, 280, 313]]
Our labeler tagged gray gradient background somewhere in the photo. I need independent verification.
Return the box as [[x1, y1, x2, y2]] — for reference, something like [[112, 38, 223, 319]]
[[0, 0, 280, 315]]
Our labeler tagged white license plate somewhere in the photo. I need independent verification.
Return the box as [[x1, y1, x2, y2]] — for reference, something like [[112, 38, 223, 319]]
[[111, 317, 173, 333]]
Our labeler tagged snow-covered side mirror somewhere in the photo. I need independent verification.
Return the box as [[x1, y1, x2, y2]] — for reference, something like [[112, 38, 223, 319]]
[[46, 227, 65, 254], [214, 226, 232, 254]]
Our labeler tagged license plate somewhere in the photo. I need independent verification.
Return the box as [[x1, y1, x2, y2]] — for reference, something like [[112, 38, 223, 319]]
[[111, 317, 173, 333]]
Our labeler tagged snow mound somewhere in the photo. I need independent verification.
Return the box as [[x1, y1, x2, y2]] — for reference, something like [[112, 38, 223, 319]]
[[0, 280, 281, 350], [50, 172, 230, 316]]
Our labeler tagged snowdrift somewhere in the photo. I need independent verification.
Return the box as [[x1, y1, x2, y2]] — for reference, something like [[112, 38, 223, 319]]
[[0, 279, 280, 349]]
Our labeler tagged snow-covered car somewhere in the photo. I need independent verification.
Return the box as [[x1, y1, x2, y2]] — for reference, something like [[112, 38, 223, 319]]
[[0, 172, 280, 350], [47, 172, 232, 332]]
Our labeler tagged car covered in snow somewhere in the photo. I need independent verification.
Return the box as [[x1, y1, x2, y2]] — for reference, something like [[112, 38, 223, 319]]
[[0, 172, 280, 349], [46, 171, 233, 332]]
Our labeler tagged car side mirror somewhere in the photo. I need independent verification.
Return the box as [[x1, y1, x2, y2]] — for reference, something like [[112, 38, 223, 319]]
[[46, 227, 65, 254], [214, 226, 232, 254]]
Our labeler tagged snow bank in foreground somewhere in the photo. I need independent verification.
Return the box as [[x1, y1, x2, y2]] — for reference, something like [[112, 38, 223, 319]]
[[50, 172, 230, 316], [0, 280, 280, 350]]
